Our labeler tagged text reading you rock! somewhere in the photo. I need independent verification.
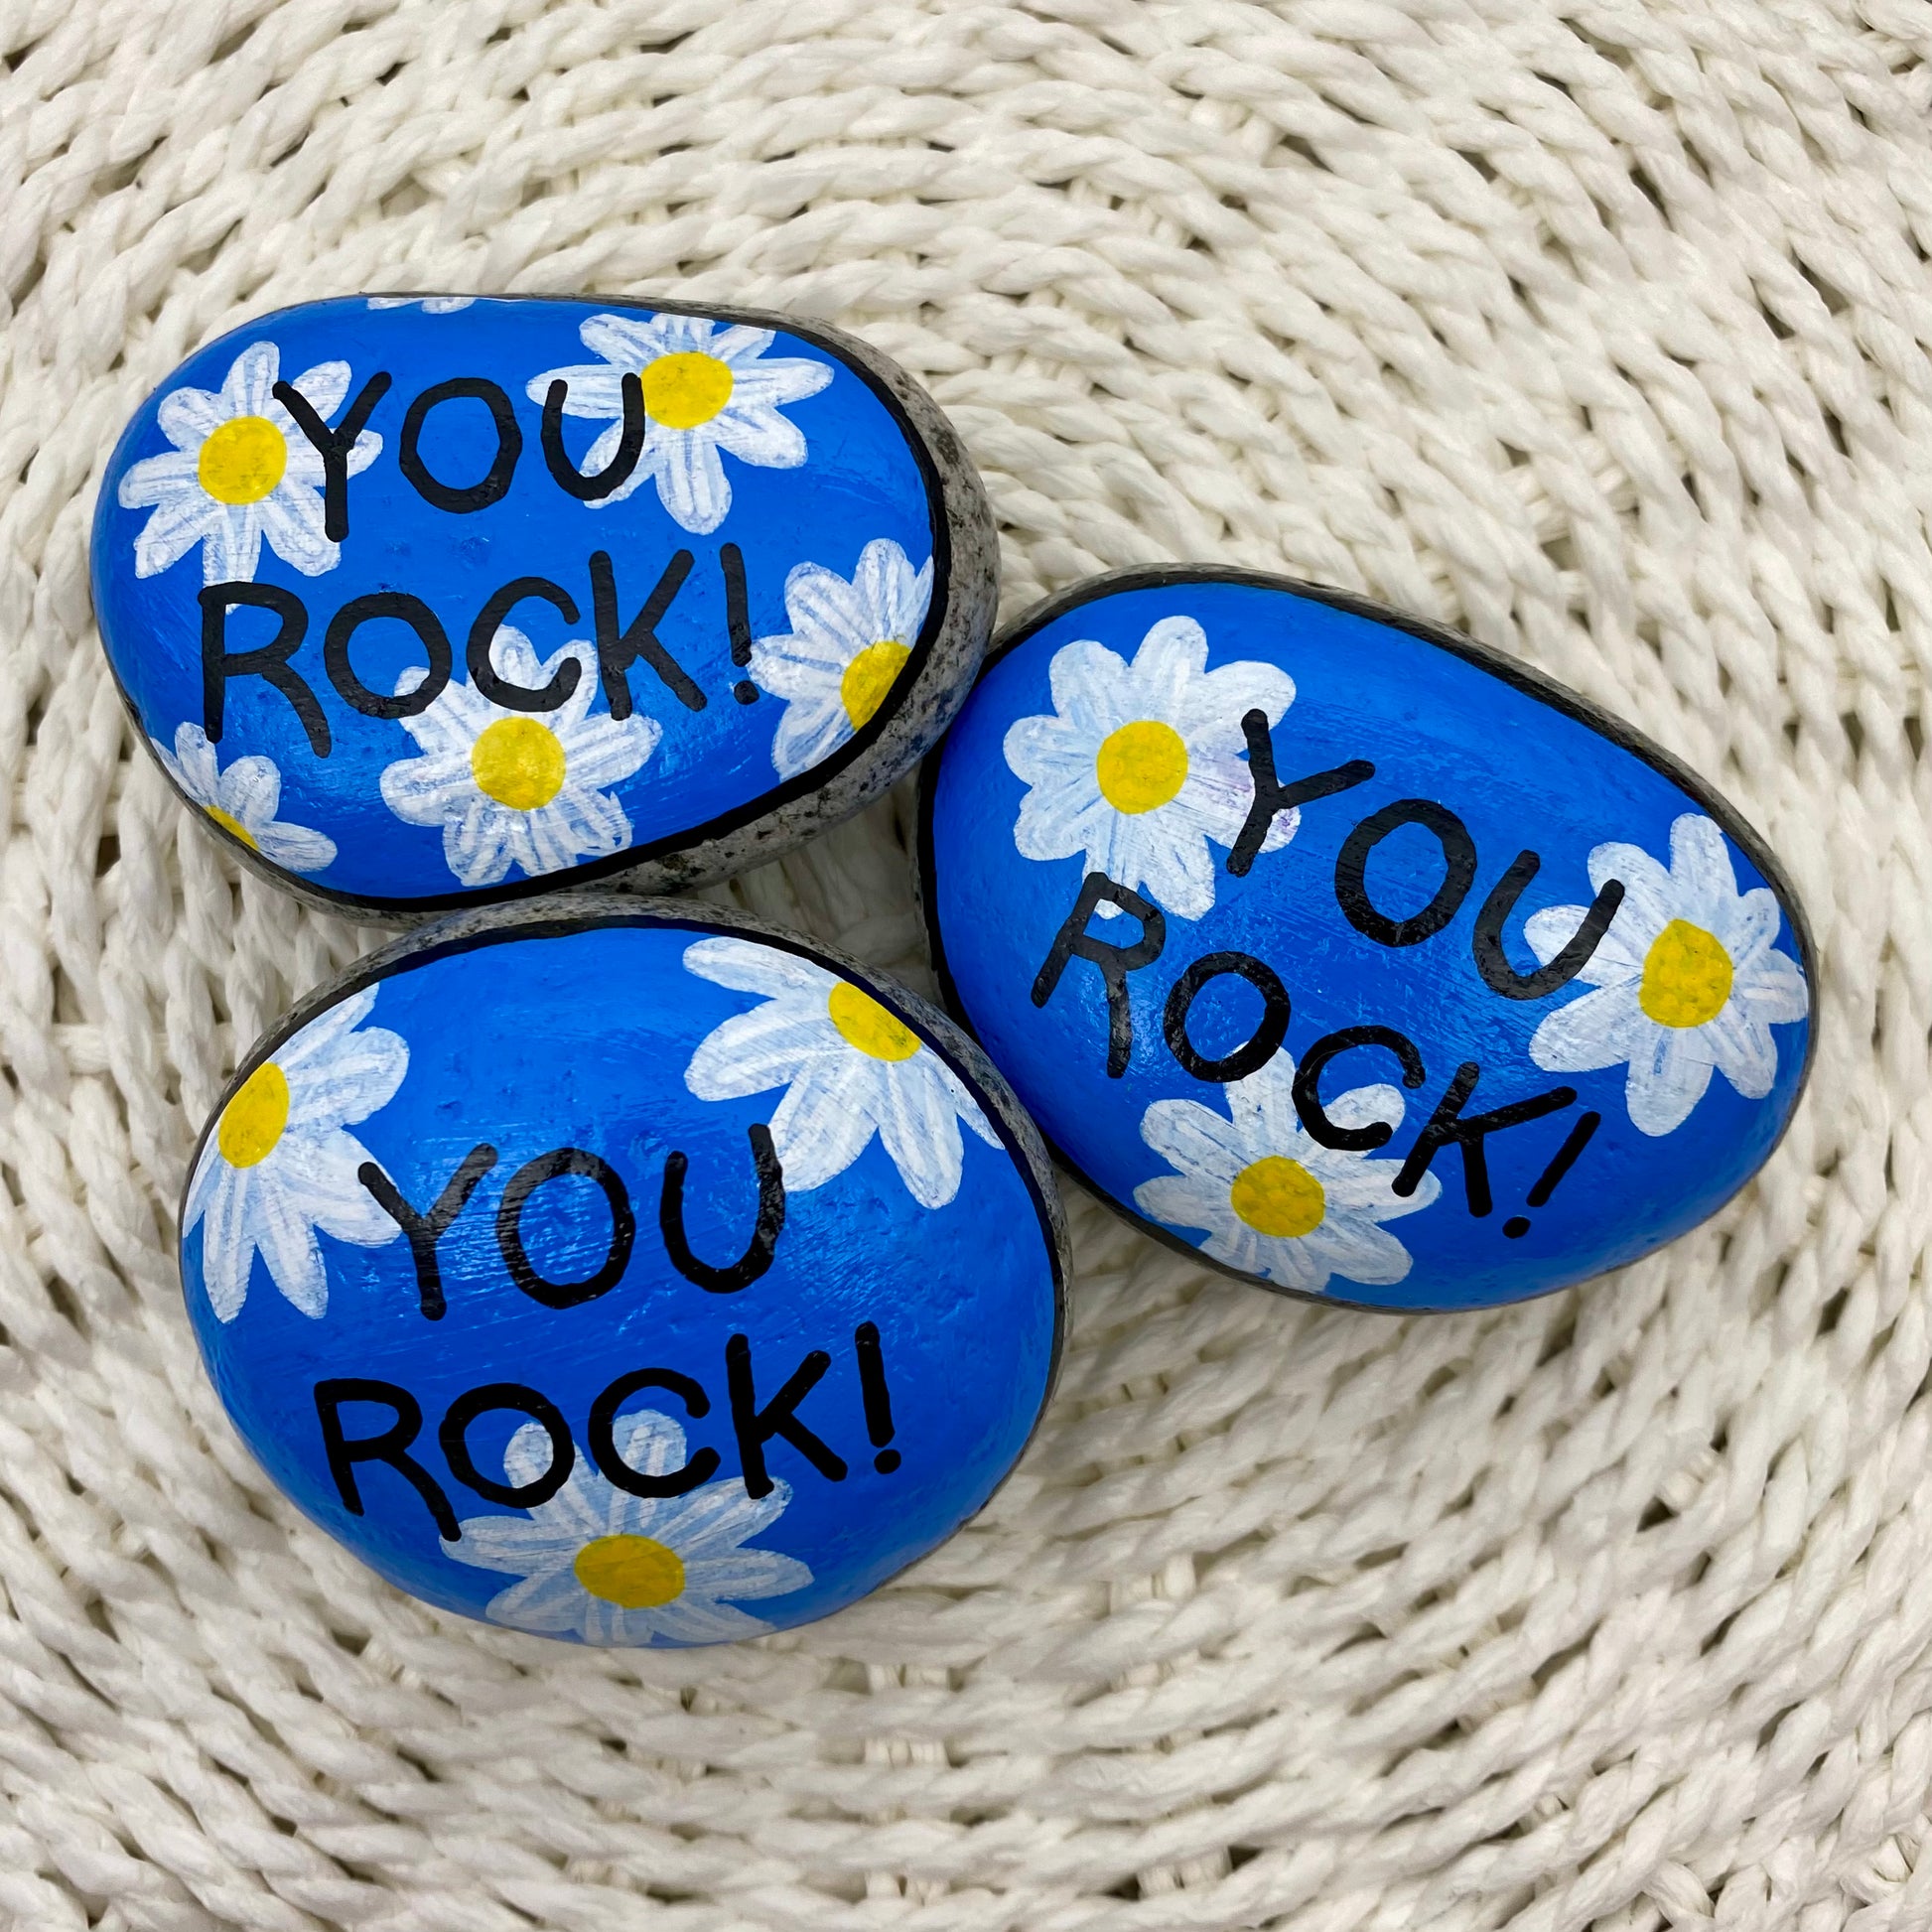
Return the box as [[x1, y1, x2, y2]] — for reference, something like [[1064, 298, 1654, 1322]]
[[922, 569, 1816, 1313], [93, 295, 996, 918]]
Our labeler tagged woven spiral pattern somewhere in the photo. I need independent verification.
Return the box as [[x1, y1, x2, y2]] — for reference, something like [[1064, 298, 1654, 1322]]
[[1, 1, 1929, 1925]]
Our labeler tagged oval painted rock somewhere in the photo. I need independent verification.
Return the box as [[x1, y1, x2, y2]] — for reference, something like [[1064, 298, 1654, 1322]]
[[920, 568, 1817, 1313], [94, 295, 995, 917], [180, 900, 1064, 1643]]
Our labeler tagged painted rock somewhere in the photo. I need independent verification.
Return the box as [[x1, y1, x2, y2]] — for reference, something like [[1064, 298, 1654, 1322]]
[[94, 295, 995, 918], [920, 568, 1816, 1313], [180, 900, 1063, 1644]]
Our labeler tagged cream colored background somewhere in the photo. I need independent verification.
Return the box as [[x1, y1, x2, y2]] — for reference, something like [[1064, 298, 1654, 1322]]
[[0, 1, 1928, 1925]]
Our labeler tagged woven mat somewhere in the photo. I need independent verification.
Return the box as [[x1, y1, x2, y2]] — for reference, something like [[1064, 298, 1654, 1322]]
[[2, 2, 1929, 1926]]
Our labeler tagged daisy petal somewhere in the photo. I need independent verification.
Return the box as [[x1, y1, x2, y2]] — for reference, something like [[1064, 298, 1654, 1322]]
[[579, 313, 677, 367], [685, 1007, 839, 1100], [708, 404, 807, 469], [727, 354, 833, 407], [768, 693, 853, 779], [203, 505, 263, 585], [216, 755, 282, 826], [766, 1057, 880, 1192], [1700, 1005, 1779, 1100], [154, 385, 227, 449], [251, 821, 337, 872], [286, 359, 350, 421], [1529, 983, 1645, 1075], [1670, 812, 1738, 906], [874, 1061, 968, 1207], [1139, 1098, 1250, 1185], [1626, 1028, 1716, 1137], [650, 431, 730, 535], [224, 342, 282, 415], [526, 361, 629, 418], [684, 937, 835, 1003], [127, 486, 218, 577], [782, 561, 873, 654], [685, 1548, 813, 1599]]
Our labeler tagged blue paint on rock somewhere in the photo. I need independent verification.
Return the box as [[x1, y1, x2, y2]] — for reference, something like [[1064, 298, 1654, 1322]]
[[94, 295, 972, 913], [921, 570, 1817, 1313], [181, 907, 1062, 1644]]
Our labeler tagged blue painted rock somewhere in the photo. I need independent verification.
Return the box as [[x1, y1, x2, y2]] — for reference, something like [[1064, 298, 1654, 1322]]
[[180, 900, 1064, 1644], [920, 568, 1816, 1313], [94, 295, 996, 918]]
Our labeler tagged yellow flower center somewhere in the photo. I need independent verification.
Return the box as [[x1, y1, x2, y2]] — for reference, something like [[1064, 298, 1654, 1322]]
[[840, 640, 910, 731], [1095, 720, 1188, 814], [198, 415, 288, 505], [827, 981, 920, 1061], [1639, 918, 1734, 1029], [573, 1534, 686, 1608], [641, 351, 735, 430], [1229, 1156, 1326, 1238], [471, 717, 567, 810], [217, 1062, 290, 1169], [205, 806, 257, 849]]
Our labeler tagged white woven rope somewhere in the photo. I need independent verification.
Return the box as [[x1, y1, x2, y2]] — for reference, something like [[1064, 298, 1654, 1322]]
[[0, 0, 1928, 1925]]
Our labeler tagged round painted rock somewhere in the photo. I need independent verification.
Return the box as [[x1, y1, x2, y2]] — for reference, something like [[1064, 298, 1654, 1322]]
[[920, 567, 1817, 1313], [180, 901, 1064, 1644], [94, 294, 996, 918]]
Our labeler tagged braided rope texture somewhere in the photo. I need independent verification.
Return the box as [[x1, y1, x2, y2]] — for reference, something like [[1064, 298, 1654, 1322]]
[[0, 0, 1929, 1925]]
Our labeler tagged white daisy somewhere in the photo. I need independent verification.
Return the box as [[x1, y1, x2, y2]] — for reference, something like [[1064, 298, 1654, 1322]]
[[1526, 813, 1809, 1138], [151, 722, 337, 873], [367, 296, 476, 313], [453, 1408, 812, 1647], [525, 310, 832, 533], [185, 987, 407, 1321], [1004, 616, 1297, 920], [748, 538, 932, 778], [1134, 1052, 1442, 1295], [116, 341, 380, 584], [378, 626, 661, 890], [683, 936, 999, 1209]]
